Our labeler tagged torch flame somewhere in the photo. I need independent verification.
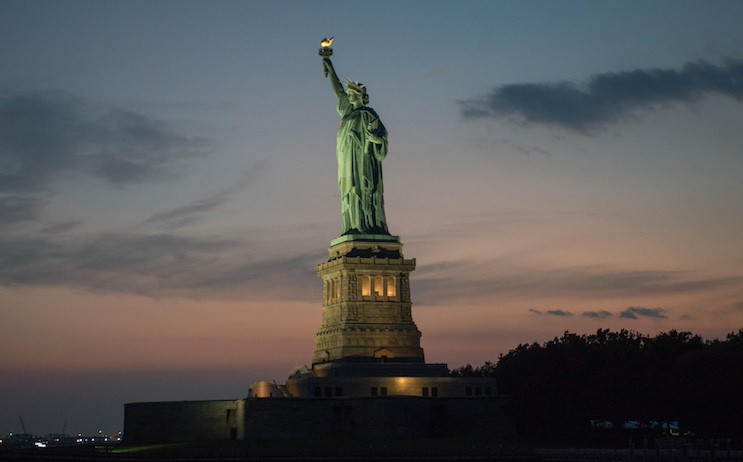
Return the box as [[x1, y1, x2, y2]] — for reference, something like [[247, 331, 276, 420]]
[[320, 36, 334, 48]]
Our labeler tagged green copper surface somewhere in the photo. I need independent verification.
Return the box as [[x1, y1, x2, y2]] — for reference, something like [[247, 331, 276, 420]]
[[322, 56, 390, 236], [330, 233, 400, 247]]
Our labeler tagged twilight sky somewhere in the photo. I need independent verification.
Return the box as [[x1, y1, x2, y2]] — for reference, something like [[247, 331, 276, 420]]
[[2, 0, 743, 436]]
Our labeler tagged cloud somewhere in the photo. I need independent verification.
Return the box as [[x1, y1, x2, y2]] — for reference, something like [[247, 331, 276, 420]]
[[0, 195, 43, 227], [619, 306, 668, 320], [582, 310, 613, 319], [413, 261, 741, 306], [81, 108, 208, 185], [40, 220, 82, 234], [546, 310, 573, 317], [473, 136, 553, 156], [460, 59, 743, 132], [144, 163, 266, 228], [0, 90, 208, 192], [0, 232, 319, 300], [528, 308, 573, 317], [532, 306, 666, 320]]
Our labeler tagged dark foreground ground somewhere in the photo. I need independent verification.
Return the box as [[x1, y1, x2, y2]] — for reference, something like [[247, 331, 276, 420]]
[[3, 439, 743, 461]]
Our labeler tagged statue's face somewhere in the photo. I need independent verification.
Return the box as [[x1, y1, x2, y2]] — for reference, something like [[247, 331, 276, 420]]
[[347, 89, 364, 106]]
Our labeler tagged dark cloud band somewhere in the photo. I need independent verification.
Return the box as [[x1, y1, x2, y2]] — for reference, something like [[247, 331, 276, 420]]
[[620, 306, 668, 320], [0, 232, 318, 300], [143, 162, 266, 229], [460, 59, 743, 132], [582, 310, 613, 319], [0, 90, 208, 193], [528, 307, 665, 320]]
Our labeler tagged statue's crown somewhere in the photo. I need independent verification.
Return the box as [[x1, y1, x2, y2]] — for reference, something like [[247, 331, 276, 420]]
[[347, 81, 366, 94]]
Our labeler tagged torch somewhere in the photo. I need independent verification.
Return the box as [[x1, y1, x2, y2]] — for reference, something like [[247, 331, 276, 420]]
[[317, 36, 335, 77], [319, 36, 334, 57], [319, 37, 334, 77]]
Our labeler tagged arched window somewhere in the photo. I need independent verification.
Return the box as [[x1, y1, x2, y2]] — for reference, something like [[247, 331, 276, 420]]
[[386, 276, 396, 297], [374, 275, 383, 296], [360, 275, 371, 297]]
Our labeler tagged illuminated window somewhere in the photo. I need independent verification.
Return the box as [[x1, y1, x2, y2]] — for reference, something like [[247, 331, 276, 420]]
[[386, 276, 396, 297], [374, 275, 383, 296], [361, 275, 371, 296]]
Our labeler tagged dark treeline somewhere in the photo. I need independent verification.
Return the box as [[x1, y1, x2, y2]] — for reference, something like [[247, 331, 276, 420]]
[[451, 329, 743, 442]]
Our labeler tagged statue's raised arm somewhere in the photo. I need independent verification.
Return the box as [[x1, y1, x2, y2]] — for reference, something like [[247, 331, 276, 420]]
[[322, 58, 344, 100], [319, 39, 390, 236]]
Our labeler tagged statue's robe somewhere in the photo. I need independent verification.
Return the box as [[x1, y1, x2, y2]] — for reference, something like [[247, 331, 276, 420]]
[[336, 93, 389, 235]]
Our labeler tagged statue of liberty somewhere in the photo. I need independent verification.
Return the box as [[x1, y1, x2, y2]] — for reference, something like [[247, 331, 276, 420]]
[[322, 55, 390, 236]]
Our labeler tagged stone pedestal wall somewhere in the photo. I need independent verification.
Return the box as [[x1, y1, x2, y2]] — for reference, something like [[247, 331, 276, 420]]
[[313, 236, 424, 364]]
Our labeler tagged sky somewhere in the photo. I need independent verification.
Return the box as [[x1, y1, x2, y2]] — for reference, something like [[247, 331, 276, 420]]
[[2, 0, 743, 436]]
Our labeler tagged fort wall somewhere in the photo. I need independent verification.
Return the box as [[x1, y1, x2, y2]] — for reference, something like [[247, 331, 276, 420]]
[[123, 399, 244, 444], [123, 396, 507, 443]]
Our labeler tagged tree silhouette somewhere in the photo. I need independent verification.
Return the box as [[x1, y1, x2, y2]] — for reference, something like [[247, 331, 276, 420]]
[[451, 329, 743, 441]]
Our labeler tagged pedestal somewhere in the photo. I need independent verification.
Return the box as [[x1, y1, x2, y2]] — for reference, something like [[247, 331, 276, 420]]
[[312, 235, 424, 365]]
